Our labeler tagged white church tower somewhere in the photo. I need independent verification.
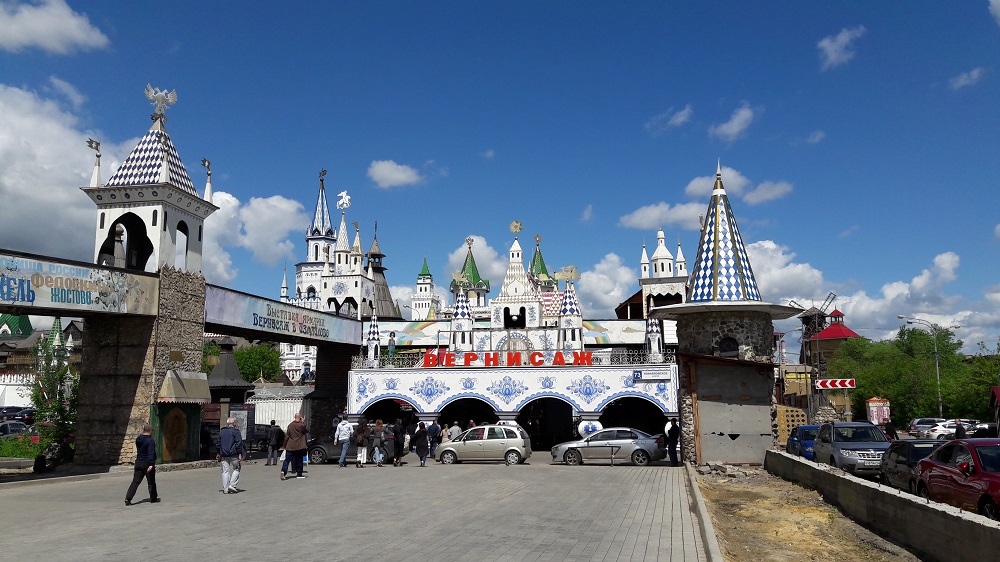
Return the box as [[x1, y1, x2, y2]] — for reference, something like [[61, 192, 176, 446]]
[[82, 85, 217, 273]]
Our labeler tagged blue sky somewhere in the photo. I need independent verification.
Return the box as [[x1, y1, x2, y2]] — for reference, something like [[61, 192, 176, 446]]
[[2, 1, 999, 354]]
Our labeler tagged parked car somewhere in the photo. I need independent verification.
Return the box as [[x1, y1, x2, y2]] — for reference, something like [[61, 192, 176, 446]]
[[786, 425, 820, 460], [924, 419, 978, 440], [812, 421, 891, 476], [908, 418, 945, 434], [551, 427, 666, 466], [916, 438, 1000, 519], [0, 406, 24, 420], [438, 424, 532, 465], [0, 420, 28, 437], [971, 423, 999, 438], [878, 439, 941, 493], [13, 408, 35, 425]]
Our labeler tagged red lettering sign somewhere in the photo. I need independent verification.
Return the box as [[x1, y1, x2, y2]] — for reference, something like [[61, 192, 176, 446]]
[[463, 352, 478, 366], [529, 352, 543, 366], [552, 352, 566, 366], [506, 352, 522, 366], [573, 351, 593, 366], [423, 352, 438, 367], [484, 352, 499, 366]]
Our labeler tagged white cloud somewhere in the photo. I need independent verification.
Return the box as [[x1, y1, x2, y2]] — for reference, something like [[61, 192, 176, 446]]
[[708, 102, 756, 141], [839, 225, 861, 239], [389, 285, 415, 312], [817, 25, 866, 71], [578, 253, 637, 318], [991, 0, 1000, 27], [743, 181, 793, 206], [368, 159, 424, 188], [445, 235, 507, 290], [0, 0, 109, 54], [806, 130, 826, 144], [684, 165, 751, 198], [645, 104, 693, 135], [618, 201, 704, 231], [949, 67, 986, 90], [481, 149, 495, 160], [994, 224, 1000, 238], [581, 204, 593, 222], [201, 192, 241, 284], [48, 75, 85, 109]]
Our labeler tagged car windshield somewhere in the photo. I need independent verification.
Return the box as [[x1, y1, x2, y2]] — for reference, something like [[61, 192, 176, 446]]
[[833, 426, 887, 443], [800, 428, 818, 440], [907, 443, 939, 462], [974, 445, 1000, 472]]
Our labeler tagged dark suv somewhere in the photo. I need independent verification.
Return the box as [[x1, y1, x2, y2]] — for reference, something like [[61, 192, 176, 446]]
[[813, 421, 891, 476]]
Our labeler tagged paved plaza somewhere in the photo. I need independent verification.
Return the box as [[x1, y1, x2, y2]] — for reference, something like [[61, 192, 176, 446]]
[[0, 458, 709, 561]]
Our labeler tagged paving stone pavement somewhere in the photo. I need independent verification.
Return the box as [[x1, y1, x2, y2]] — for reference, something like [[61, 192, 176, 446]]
[[0, 458, 708, 561]]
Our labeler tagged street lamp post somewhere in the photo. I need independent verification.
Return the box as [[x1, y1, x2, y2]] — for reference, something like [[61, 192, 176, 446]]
[[897, 315, 960, 419]]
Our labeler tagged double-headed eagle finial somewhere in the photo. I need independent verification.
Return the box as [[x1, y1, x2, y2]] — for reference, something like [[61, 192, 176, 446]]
[[145, 84, 177, 119]]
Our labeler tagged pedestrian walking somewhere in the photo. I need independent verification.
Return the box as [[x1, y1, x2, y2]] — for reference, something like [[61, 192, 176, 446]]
[[392, 419, 406, 466], [334, 415, 354, 468], [427, 419, 441, 461], [467, 419, 476, 430], [441, 423, 452, 443], [266, 420, 284, 466], [125, 424, 159, 506], [448, 421, 462, 441], [954, 419, 967, 439], [217, 417, 245, 493], [281, 412, 308, 480], [354, 418, 370, 468], [666, 418, 680, 467], [370, 419, 388, 467], [414, 422, 430, 467], [882, 418, 899, 441]]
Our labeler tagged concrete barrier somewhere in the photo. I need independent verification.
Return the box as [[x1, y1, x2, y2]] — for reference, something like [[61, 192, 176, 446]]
[[764, 450, 1000, 562]]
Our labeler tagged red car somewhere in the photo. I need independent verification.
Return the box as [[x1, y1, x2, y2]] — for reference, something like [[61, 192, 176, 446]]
[[916, 438, 1000, 519]]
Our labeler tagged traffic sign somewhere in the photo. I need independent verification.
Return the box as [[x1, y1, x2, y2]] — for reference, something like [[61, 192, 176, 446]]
[[815, 379, 856, 389]]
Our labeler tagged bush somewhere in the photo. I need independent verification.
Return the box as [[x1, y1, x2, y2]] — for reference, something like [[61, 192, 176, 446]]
[[0, 436, 50, 459]]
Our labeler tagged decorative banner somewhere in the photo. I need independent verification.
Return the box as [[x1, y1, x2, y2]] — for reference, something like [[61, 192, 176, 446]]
[[815, 379, 856, 389], [205, 285, 361, 345], [0, 251, 158, 315]]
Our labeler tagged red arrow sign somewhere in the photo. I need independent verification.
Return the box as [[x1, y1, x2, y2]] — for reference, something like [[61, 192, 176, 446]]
[[815, 379, 856, 389]]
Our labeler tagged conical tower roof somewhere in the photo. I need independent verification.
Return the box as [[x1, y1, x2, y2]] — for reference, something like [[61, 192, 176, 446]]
[[311, 175, 333, 236], [418, 257, 431, 279], [559, 283, 581, 316], [457, 241, 486, 287], [0, 314, 33, 338], [452, 292, 472, 320], [47, 317, 65, 350], [105, 118, 197, 195], [689, 162, 761, 303], [530, 236, 550, 280]]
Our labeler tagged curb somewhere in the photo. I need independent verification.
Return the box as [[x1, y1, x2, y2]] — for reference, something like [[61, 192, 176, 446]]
[[685, 462, 725, 562], [0, 459, 217, 490]]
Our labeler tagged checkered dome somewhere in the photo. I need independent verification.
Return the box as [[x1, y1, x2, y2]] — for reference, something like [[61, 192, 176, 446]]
[[105, 123, 197, 195], [367, 315, 380, 344], [646, 318, 662, 335], [689, 178, 762, 303], [560, 284, 580, 316], [452, 292, 472, 320]]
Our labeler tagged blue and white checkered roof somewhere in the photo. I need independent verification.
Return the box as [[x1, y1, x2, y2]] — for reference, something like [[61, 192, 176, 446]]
[[646, 317, 662, 335], [452, 292, 472, 320], [559, 284, 581, 316], [105, 122, 197, 195], [689, 167, 762, 303], [367, 315, 380, 344]]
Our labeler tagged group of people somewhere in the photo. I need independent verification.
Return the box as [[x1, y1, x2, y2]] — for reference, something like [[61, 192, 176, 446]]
[[335, 416, 448, 468]]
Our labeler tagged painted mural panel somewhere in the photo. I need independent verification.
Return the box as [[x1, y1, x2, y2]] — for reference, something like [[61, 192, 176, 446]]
[[367, 319, 655, 347], [0, 251, 158, 315], [348, 365, 677, 415], [205, 285, 361, 344]]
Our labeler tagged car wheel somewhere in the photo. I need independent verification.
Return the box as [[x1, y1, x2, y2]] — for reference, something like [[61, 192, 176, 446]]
[[829, 457, 837, 469], [505, 450, 521, 465], [631, 449, 651, 466], [908, 480, 917, 495], [308, 447, 327, 464], [440, 451, 457, 465], [564, 449, 581, 466], [979, 497, 998, 520], [917, 484, 930, 500]]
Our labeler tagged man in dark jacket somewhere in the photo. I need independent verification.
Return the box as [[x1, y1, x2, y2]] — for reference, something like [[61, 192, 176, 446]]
[[427, 419, 441, 461], [217, 417, 245, 493], [666, 419, 680, 467], [954, 419, 968, 439], [125, 424, 159, 506], [266, 420, 284, 466]]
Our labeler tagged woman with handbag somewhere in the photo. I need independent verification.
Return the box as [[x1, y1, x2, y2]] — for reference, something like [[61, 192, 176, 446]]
[[354, 418, 370, 468], [414, 422, 430, 467], [370, 419, 388, 467]]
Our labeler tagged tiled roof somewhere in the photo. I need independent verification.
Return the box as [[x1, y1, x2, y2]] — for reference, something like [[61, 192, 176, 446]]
[[689, 164, 761, 303], [560, 284, 581, 316], [311, 183, 333, 236], [452, 293, 472, 320], [104, 121, 197, 195]]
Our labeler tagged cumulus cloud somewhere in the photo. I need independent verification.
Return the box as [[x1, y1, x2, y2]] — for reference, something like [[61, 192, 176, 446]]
[[743, 181, 793, 205], [949, 67, 986, 90], [578, 253, 637, 318], [684, 166, 751, 198], [708, 102, 756, 141], [368, 160, 424, 188], [806, 130, 826, 144], [0, 0, 109, 54], [48, 75, 85, 109], [992, 0, 1000, 27], [581, 204, 593, 222], [618, 202, 704, 231], [818, 25, 866, 71], [645, 104, 693, 135], [445, 235, 507, 290]]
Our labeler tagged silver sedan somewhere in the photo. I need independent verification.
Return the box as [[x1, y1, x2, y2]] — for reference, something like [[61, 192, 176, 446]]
[[551, 427, 667, 466]]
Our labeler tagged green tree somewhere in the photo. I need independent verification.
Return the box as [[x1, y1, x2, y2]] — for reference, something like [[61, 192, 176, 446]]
[[202, 340, 221, 374], [29, 343, 78, 442], [233, 343, 282, 383]]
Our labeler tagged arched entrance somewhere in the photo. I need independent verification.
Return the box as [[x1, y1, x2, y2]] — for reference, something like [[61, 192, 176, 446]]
[[439, 398, 497, 430], [599, 397, 668, 436], [360, 398, 415, 424], [97, 213, 154, 271], [517, 397, 574, 450]]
